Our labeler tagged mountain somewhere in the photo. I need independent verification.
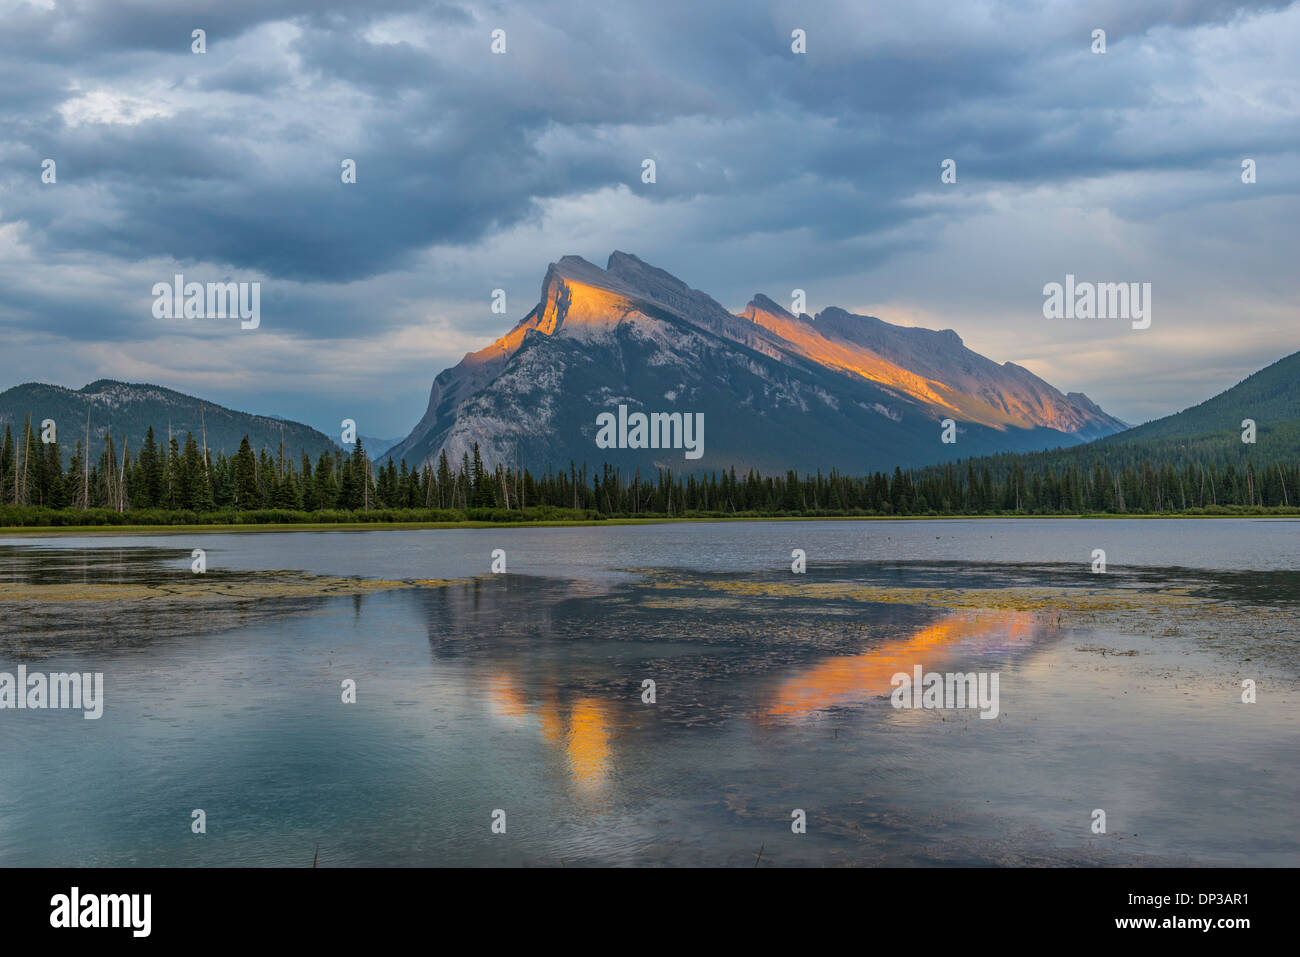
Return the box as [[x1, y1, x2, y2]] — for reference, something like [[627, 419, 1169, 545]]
[[361, 436, 405, 461], [384, 252, 1127, 474], [0, 380, 339, 464], [920, 350, 1300, 480], [738, 295, 1125, 442], [1095, 350, 1300, 450]]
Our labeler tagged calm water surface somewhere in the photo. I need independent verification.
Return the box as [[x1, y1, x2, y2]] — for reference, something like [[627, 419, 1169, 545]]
[[1, 519, 1297, 866]]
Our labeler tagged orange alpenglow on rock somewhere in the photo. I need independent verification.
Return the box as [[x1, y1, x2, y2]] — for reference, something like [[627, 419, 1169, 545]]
[[381, 251, 1126, 474]]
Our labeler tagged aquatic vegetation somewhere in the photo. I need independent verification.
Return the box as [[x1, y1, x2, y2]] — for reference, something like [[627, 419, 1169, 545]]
[[643, 573, 1209, 614], [0, 572, 465, 604], [639, 570, 1300, 675]]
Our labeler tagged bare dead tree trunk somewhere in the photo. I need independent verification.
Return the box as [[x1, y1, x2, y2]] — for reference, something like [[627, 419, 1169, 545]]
[[18, 416, 33, 507], [201, 403, 209, 478], [83, 410, 91, 508], [118, 436, 128, 512]]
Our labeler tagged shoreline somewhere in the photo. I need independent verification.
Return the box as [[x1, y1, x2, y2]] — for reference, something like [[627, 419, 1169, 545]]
[[1, 511, 1298, 537], [2, 511, 1299, 537]]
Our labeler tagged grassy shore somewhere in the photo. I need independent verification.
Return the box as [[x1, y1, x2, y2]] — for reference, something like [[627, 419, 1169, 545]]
[[1, 510, 1297, 536]]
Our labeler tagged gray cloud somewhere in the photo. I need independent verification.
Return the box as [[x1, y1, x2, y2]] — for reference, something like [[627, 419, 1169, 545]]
[[0, 0, 1297, 434]]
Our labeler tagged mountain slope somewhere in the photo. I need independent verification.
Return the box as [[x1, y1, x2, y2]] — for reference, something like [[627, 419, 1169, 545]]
[[920, 350, 1300, 480], [740, 294, 1126, 439], [385, 252, 1127, 474], [0, 380, 339, 463], [1096, 351, 1300, 448]]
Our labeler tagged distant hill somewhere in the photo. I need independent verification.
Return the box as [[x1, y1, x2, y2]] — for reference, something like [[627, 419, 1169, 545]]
[[1097, 351, 1300, 449], [0, 380, 341, 464], [362, 436, 405, 462], [923, 350, 1300, 479]]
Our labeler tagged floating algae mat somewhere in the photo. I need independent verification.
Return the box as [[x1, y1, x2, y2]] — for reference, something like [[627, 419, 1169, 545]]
[[644, 572, 1210, 612], [0, 544, 467, 649], [0, 572, 462, 603], [637, 563, 1300, 673]]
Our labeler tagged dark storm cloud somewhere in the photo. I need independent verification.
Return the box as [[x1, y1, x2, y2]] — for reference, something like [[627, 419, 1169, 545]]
[[0, 0, 1297, 433], [0, 0, 462, 59], [3, 0, 1292, 289]]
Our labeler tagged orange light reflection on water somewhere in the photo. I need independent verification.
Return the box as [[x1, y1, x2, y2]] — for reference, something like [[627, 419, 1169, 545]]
[[488, 677, 613, 792], [765, 610, 1044, 719]]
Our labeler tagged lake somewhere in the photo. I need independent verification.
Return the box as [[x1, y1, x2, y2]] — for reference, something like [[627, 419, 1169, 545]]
[[1, 519, 1297, 866]]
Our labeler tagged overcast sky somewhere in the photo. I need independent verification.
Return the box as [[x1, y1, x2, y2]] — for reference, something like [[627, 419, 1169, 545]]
[[2, 0, 1297, 438]]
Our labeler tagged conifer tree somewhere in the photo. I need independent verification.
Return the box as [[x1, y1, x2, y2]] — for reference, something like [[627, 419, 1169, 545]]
[[181, 434, 213, 510], [233, 436, 258, 508], [436, 450, 452, 508], [0, 426, 12, 505], [138, 426, 163, 508]]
